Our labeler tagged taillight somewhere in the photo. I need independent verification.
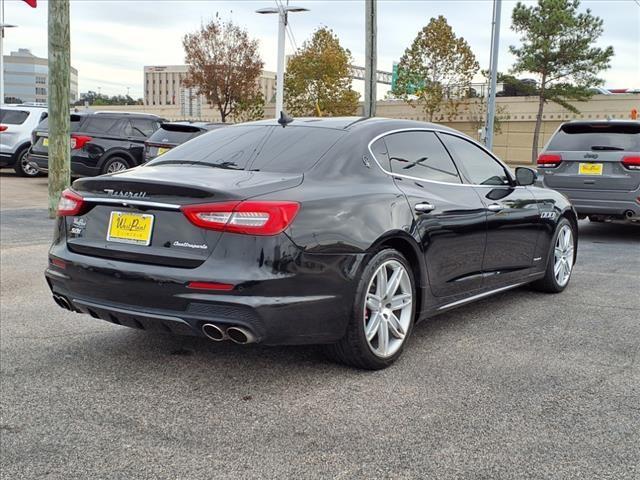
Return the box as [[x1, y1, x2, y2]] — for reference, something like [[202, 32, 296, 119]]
[[537, 154, 562, 168], [0, 125, 7, 132], [181, 200, 300, 235], [57, 188, 86, 216], [621, 156, 640, 171], [70, 134, 92, 150]]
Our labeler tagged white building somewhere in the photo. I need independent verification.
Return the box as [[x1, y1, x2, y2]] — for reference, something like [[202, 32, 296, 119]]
[[143, 65, 276, 109], [2, 48, 78, 104]]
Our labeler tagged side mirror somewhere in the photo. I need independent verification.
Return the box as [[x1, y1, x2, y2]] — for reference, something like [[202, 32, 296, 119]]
[[515, 167, 536, 186]]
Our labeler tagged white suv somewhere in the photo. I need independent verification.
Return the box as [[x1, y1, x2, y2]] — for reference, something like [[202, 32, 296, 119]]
[[0, 104, 48, 176]]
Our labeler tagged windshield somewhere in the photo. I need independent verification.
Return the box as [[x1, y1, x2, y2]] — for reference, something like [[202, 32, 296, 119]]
[[147, 124, 345, 173], [547, 123, 640, 152]]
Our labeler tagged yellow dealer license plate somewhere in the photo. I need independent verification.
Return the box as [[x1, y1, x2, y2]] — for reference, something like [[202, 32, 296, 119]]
[[157, 147, 170, 156], [107, 211, 154, 246], [42, 137, 49, 147], [579, 163, 603, 175]]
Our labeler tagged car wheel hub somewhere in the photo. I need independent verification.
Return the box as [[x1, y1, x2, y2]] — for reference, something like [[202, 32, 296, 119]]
[[21, 153, 38, 176], [364, 259, 413, 358], [107, 161, 127, 173], [554, 225, 574, 287]]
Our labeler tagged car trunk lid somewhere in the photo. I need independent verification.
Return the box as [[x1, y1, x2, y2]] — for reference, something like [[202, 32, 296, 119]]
[[66, 166, 303, 268]]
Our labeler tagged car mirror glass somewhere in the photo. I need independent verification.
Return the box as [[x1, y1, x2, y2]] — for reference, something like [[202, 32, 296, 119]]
[[515, 167, 536, 186]]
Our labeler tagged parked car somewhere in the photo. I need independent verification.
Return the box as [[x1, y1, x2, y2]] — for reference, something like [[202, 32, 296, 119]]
[[537, 120, 640, 222], [0, 104, 48, 176], [28, 112, 163, 176], [46, 117, 577, 370], [144, 121, 226, 162]]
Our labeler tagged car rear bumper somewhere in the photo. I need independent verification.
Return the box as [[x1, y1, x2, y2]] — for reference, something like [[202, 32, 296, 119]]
[[45, 239, 364, 346], [545, 186, 640, 218], [28, 152, 100, 177]]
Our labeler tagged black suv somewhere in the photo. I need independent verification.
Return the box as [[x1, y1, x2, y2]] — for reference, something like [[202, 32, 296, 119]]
[[28, 112, 163, 176]]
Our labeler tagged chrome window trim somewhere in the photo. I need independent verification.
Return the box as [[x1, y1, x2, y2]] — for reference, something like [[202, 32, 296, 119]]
[[367, 127, 522, 188], [82, 197, 181, 210]]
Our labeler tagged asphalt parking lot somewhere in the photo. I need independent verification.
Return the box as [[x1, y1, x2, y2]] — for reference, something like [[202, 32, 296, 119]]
[[1, 172, 638, 479]]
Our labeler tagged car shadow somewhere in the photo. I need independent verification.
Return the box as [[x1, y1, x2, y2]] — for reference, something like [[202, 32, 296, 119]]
[[577, 219, 639, 243]]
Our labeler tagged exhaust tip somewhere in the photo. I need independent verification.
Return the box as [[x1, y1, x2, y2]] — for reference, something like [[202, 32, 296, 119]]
[[226, 326, 256, 345], [202, 323, 226, 342], [53, 294, 71, 311]]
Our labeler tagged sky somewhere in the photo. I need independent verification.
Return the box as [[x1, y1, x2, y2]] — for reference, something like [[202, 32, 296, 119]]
[[3, 0, 639, 99]]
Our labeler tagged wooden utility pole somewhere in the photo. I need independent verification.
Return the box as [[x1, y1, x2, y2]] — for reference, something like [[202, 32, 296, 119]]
[[47, 0, 70, 218], [363, 0, 377, 117]]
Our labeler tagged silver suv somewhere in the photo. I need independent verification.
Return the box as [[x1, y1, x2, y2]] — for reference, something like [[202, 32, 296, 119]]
[[0, 104, 48, 176], [537, 120, 640, 222]]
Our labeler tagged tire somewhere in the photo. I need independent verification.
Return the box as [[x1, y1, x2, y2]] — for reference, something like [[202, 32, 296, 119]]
[[532, 218, 576, 293], [324, 249, 416, 370], [101, 156, 130, 175], [13, 147, 39, 177]]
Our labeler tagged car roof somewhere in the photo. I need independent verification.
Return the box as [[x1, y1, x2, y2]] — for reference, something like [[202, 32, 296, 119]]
[[1, 104, 47, 111], [562, 119, 640, 126], [247, 116, 459, 133]]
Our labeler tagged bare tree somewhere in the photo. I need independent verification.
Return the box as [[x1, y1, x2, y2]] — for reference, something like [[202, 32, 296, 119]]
[[183, 16, 264, 122]]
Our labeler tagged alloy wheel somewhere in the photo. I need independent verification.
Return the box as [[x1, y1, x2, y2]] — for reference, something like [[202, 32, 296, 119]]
[[20, 152, 39, 176], [106, 160, 128, 173], [554, 224, 574, 287], [363, 259, 413, 358]]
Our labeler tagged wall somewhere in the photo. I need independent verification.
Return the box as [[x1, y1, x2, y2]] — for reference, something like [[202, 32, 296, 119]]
[[89, 94, 640, 165]]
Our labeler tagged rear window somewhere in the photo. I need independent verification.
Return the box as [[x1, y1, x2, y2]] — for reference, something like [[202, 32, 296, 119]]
[[36, 114, 84, 132], [547, 123, 640, 152], [147, 124, 203, 145], [147, 125, 345, 173], [0, 109, 29, 125]]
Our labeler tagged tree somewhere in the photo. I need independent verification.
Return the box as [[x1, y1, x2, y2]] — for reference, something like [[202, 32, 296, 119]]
[[183, 16, 264, 123], [73, 91, 141, 106], [509, 0, 614, 162], [393, 16, 479, 122], [495, 73, 537, 97], [284, 27, 359, 117], [232, 91, 265, 123]]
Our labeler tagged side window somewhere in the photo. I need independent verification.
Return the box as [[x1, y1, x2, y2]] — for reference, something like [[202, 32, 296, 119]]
[[130, 119, 156, 138], [383, 131, 461, 183], [439, 134, 510, 186], [81, 117, 120, 134]]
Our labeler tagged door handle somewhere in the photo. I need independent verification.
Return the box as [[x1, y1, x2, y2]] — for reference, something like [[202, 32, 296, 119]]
[[415, 202, 436, 213], [487, 203, 504, 212]]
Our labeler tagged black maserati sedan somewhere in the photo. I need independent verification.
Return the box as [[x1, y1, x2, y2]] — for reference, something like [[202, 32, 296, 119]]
[[46, 117, 577, 369]]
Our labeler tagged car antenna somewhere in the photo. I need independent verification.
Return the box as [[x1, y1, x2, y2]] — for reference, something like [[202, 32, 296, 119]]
[[277, 111, 294, 127]]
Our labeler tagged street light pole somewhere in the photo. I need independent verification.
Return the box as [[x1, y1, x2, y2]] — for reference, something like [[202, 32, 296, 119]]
[[484, 0, 502, 150], [256, 4, 308, 118], [276, 9, 286, 117]]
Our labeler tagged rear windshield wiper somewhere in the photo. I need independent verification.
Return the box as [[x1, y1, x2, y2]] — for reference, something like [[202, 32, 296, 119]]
[[590, 145, 625, 151], [150, 160, 243, 170]]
